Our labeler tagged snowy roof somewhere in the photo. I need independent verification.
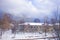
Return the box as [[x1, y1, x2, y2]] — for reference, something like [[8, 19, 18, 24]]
[[55, 23, 60, 25], [19, 22, 44, 25]]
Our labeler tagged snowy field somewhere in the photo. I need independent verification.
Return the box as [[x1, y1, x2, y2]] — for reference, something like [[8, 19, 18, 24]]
[[0, 30, 58, 40]]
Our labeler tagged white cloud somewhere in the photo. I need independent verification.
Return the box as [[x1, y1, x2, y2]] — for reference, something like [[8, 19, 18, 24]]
[[0, 0, 58, 18], [1, 0, 38, 16]]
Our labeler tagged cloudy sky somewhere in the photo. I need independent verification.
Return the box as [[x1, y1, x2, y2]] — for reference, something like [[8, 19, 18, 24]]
[[0, 0, 60, 18]]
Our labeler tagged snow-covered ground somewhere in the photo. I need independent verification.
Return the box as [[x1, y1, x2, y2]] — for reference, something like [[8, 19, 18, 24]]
[[0, 30, 57, 40]]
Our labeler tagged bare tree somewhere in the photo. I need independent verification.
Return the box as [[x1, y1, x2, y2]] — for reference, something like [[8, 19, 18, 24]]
[[43, 16, 49, 37], [2, 13, 12, 30], [51, 17, 60, 40], [0, 13, 12, 38], [0, 20, 3, 38]]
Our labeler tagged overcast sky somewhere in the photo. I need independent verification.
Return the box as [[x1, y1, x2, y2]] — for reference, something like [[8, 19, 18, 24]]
[[0, 0, 60, 18]]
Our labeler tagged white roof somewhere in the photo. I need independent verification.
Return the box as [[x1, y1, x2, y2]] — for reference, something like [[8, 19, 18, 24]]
[[18, 22, 54, 26], [19, 22, 44, 25], [55, 23, 60, 25]]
